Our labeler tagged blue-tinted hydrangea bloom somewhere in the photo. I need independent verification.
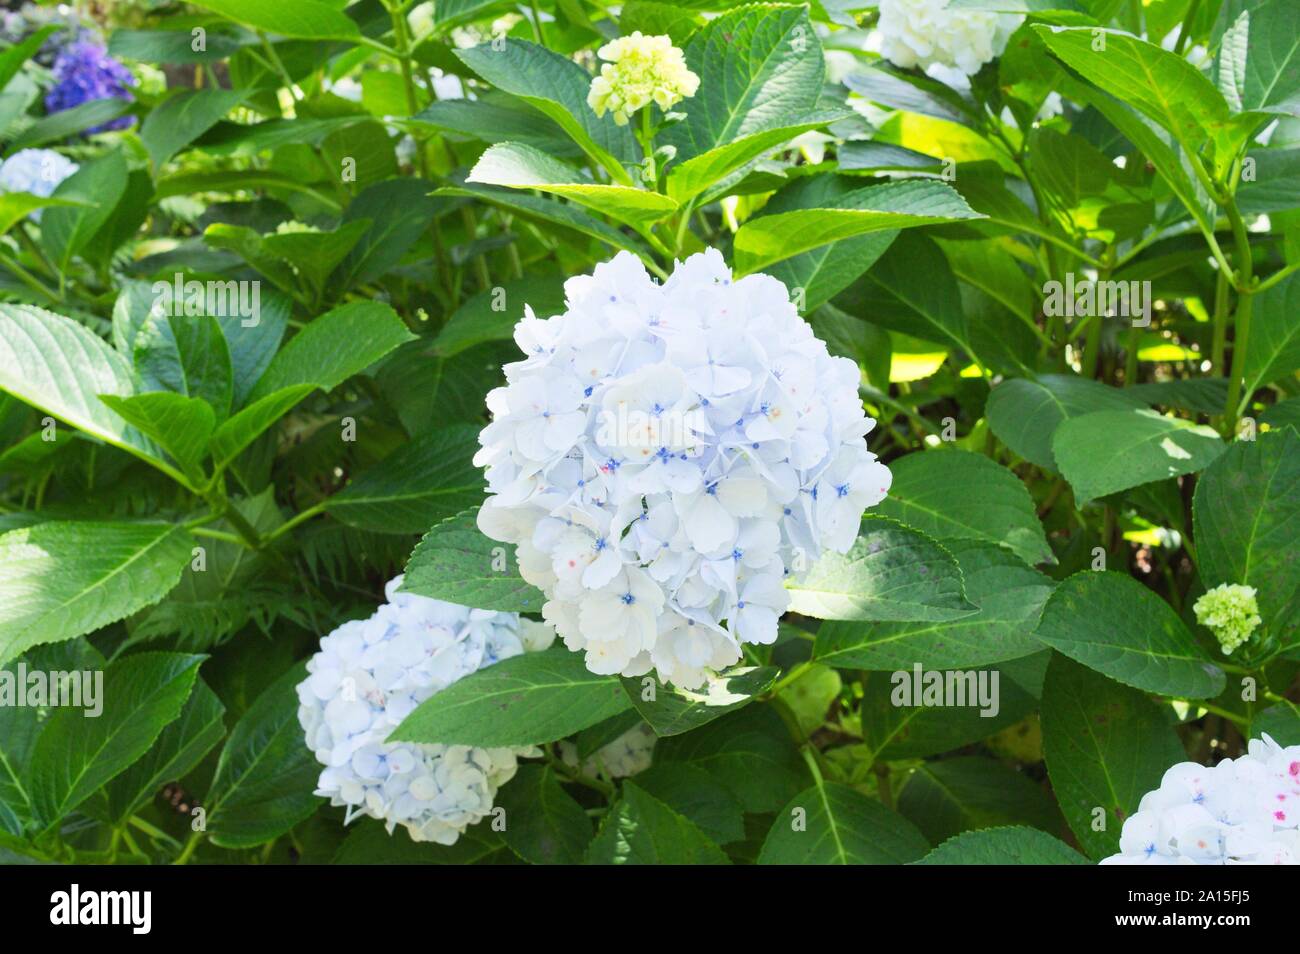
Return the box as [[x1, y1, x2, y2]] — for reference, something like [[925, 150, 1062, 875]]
[[44, 40, 136, 132], [297, 576, 553, 844], [0, 149, 78, 221], [0, 148, 78, 197]]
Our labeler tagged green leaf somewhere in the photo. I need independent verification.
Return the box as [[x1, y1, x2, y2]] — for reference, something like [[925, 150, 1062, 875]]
[[9, 99, 130, 150], [435, 182, 653, 260], [758, 782, 930, 864], [1193, 428, 1300, 645], [434, 277, 566, 359], [140, 89, 245, 171], [857, 667, 1037, 760], [619, 0, 702, 45], [0, 304, 167, 466], [208, 384, 314, 473], [586, 782, 730, 864], [468, 143, 678, 226], [0, 642, 103, 836], [332, 818, 508, 864], [655, 705, 808, 814], [0, 522, 194, 666], [335, 178, 443, 290], [0, 193, 88, 238], [1053, 408, 1225, 503], [1215, 2, 1300, 116], [40, 151, 128, 273], [875, 449, 1054, 566], [843, 66, 976, 125], [133, 313, 234, 421], [247, 300, 415, 403], [1127, 378, 1230, 414], [987, 374, 1146, 471], [205, 662, 320, 849], [98, 392, 215, 475], [217, 289, 290, 409], [156, 169, 342, 208], [734, 180, 983, 274], [841, 233, 1011, 374], [666, 113, 848, 204], [1035, 26, 1244, 170], [1035, 571, 1225, 697], [189, 0, 361, 40], [1060, 76, 1216, 234], [897, 756, 1061, 845], [1252, 702, 1300, 745], [108, 25, 253, 65], [663, 5, 824, 164], [407, 93, 583, 158], [1042, 654, 1186, 859], [754, 175, 902, 311], [816, 541, 1052, 670], [0, 25, 57, 93], [622, 666, 777, 737], [631, 762, 745, 845], [455, 39, 636, 180], [401, 508, 544, 613], [102, 680, 226, 824], [785, 515, 976, 622], [1237, 147, 1300, 214], [260, 219, 373, 297], [1243, 271, 1300, 397], [915, 825, 1090, 864], [494, 763, 591, 865], [390, 646, 632, 748], [28, 652, 203, 829], [325, 425, 482, 534]]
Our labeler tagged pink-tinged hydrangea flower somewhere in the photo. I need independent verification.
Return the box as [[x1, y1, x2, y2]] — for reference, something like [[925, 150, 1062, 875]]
[[297, 576, 553, 844], [474, 249, 890, 690], [1101, 734, 1300, 865]]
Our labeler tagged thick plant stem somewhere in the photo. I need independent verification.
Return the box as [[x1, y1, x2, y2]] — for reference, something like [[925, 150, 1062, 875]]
[[1211, 267, 1229, 375]]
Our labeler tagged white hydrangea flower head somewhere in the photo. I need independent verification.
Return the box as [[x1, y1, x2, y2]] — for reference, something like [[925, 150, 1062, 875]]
[[0, 149, 78, 221], [297, 576, 545, 844], [475, 249, 891, 690], [874, 0, 1020, 76], [587, 32, 700, 125], [559, 722, 657, 779], [1193, 583, 1262, 655], [1101, 734, 1300, 865]]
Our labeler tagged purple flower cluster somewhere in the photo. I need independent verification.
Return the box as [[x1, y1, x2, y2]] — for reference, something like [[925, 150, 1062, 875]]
[[44, 40, 135, 133]]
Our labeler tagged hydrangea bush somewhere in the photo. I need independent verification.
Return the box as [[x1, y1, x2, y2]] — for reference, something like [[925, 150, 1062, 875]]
[[0, 0, 1297, 868]]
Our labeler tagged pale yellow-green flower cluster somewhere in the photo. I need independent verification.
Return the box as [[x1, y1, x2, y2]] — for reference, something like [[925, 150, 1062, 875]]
[[587, 32, 699, 126], [1193, 583, 1262, 655]]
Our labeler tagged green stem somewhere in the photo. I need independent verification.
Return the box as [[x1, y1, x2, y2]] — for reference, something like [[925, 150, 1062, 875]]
[[1222, 199, 1256, 433], [258, 32, 300, 101], [1122, 324, 1140, 386], [262, 500, 327, 544], [1252, 262, 1300, 295], [1211, 266, 1229, 375], [173, 830, 203, 865], [387, 0, 429, 179], [0, 250, 61, 304]]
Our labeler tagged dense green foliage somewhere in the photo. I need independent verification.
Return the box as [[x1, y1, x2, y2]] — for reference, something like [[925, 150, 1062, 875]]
[[0, 0, 1297, 866]]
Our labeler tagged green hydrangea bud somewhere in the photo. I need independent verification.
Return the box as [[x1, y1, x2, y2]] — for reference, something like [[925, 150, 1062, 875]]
[[1193, 583, 1262, 655], [587, 32, 699, 126]]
